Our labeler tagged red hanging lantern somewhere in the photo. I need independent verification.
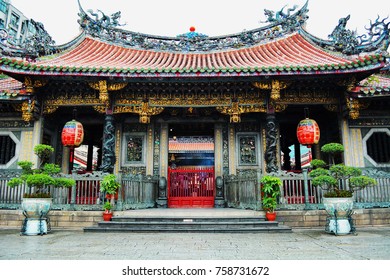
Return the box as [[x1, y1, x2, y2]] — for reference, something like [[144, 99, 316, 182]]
[[61, 120, 84, 147], [61, 119, 84, 174], [297, 118, 320, 148]]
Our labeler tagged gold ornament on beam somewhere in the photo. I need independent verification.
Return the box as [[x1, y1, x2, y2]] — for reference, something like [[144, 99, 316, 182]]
[[21, 100, 35, 122], [216, 101, 243, 123], [88, 80, 127, 105], [346, 97, 360, 119], [24, 77, 47, 94], [338, 77, 357, 91], [253, 80, 289, 101], [114, 101, 164, 124], [43, 105, 59, 114]]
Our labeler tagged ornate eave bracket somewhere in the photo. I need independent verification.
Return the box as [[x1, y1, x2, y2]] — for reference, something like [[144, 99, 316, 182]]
[[216, 100, 287, 123], [346, 97, 361, 119], [114, 101, 164, 124], [253, 80, 289, 101], [14, 99, 39, 122], [24, 77, 47, 94], [88, 80, 127, 106], [345, 97, 370, 120]]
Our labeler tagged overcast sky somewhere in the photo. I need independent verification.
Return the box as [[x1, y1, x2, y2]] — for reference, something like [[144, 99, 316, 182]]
[[10, 0, 390, 45]]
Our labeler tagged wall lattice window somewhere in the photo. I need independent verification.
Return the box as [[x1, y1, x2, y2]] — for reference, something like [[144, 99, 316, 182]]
[[363, 128, 390, 167], [0, 132, 19, 168], [0, 135, 16, 165]]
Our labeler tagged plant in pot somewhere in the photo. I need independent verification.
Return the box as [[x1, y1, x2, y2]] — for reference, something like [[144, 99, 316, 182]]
[[7, 144, 75, 235], [102, 201, 113, 221], [260, 175, 282, 221], [99, 174, 121, 206], [310, 143, 376, 234]]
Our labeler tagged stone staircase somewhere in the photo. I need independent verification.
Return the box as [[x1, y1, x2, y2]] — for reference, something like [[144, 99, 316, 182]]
[[83, 208, 292, 233]]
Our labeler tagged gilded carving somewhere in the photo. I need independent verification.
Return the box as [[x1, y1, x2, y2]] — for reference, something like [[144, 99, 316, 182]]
[[93, 106, 107, 114], [21, 100, 35, 122], [43, 93, 102, 114], [338, 77, 357, 91], [88, 80, 127, 104], [149, 96, 231, 107], [346, 97, 360, 119], [107, 83, 127, 91], [43, 105, 58, 114], [24, 77, 47, 94], [114, 101, 164, 124], [216, 102, 285, 123], [253, 80, 289, 100]]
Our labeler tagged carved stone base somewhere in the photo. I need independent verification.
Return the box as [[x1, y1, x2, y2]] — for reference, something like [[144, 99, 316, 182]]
[[214, 199, 226, 208], [156, 199, 168, 208]]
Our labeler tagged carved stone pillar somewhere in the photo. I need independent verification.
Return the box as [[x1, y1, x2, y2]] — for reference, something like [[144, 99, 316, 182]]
[[100, 113, 116, 173], [265, 113, 278, 173]]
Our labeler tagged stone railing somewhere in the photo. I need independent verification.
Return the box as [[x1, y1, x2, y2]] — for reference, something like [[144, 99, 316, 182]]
[[0, 171, 159, 211], [1, 168, 389, 210], [223, 169, 390, 210]]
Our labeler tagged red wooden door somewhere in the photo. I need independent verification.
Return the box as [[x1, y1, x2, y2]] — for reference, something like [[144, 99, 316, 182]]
[[168, 167, 215, 208]]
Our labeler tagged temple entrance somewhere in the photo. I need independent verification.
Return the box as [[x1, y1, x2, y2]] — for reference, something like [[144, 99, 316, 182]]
[[167, 123, 215, 208]]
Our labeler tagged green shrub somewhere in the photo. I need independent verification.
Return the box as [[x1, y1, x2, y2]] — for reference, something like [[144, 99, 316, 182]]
[[7, 144, 74, 197], [310, 143, 376, 197]]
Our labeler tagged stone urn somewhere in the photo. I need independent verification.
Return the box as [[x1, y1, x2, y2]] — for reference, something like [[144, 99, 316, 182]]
[[322, 197, 354, 235]]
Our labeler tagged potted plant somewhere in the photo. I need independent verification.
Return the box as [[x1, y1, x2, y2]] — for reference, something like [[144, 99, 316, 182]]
[[102, 201, 113, 221], [260, 175, 282, 221], [310, 143, 376, 234], [7, 144, 75, 235], [99, 174, 121, 205]]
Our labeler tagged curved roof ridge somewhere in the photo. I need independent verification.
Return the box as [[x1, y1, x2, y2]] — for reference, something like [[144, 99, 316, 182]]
[[77, 1, 310, 53]]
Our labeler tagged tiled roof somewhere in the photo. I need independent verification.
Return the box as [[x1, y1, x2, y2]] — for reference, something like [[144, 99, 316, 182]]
[[0, 33, 386, 78], [350, 74, 390, 97], [0, 77, 26, 99]]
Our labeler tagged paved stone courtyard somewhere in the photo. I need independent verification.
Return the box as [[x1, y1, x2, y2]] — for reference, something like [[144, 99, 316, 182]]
[[0, 226, 389, 260]]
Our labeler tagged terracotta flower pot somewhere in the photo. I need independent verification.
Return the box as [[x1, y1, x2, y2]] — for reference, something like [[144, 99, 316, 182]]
[[265, 211, 277, 221], [102, 211, 113, 221]]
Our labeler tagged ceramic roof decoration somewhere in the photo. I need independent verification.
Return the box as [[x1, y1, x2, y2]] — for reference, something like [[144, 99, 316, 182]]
[[0, 1, 388, 80], [0, 77, 27, 100], [350, 74, 390, 97]]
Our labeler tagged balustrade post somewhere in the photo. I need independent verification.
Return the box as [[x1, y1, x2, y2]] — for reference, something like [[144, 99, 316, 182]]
[[303, 167, 310, 209], [156, 176, 167, 208], [143, 175, 156, 207], [116, 170, 123, 211], [215, 176, 225, 208], [70, 175, 76, 210]]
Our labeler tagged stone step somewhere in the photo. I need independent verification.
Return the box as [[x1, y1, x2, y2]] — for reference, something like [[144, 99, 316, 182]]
[[84, 226, 292, 233], [111, 217, 266, 223], [83, 216, 292, 233]]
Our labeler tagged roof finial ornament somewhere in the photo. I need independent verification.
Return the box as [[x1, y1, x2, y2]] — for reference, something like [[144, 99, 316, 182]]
[[78, 3, 126, 37], [301, 13, 389, 55], [260, 1, 308, 32], [328, 15, 359, 54]]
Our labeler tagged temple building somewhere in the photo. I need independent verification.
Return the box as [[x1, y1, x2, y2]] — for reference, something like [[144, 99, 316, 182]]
[[0, 1, 389, 209]]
